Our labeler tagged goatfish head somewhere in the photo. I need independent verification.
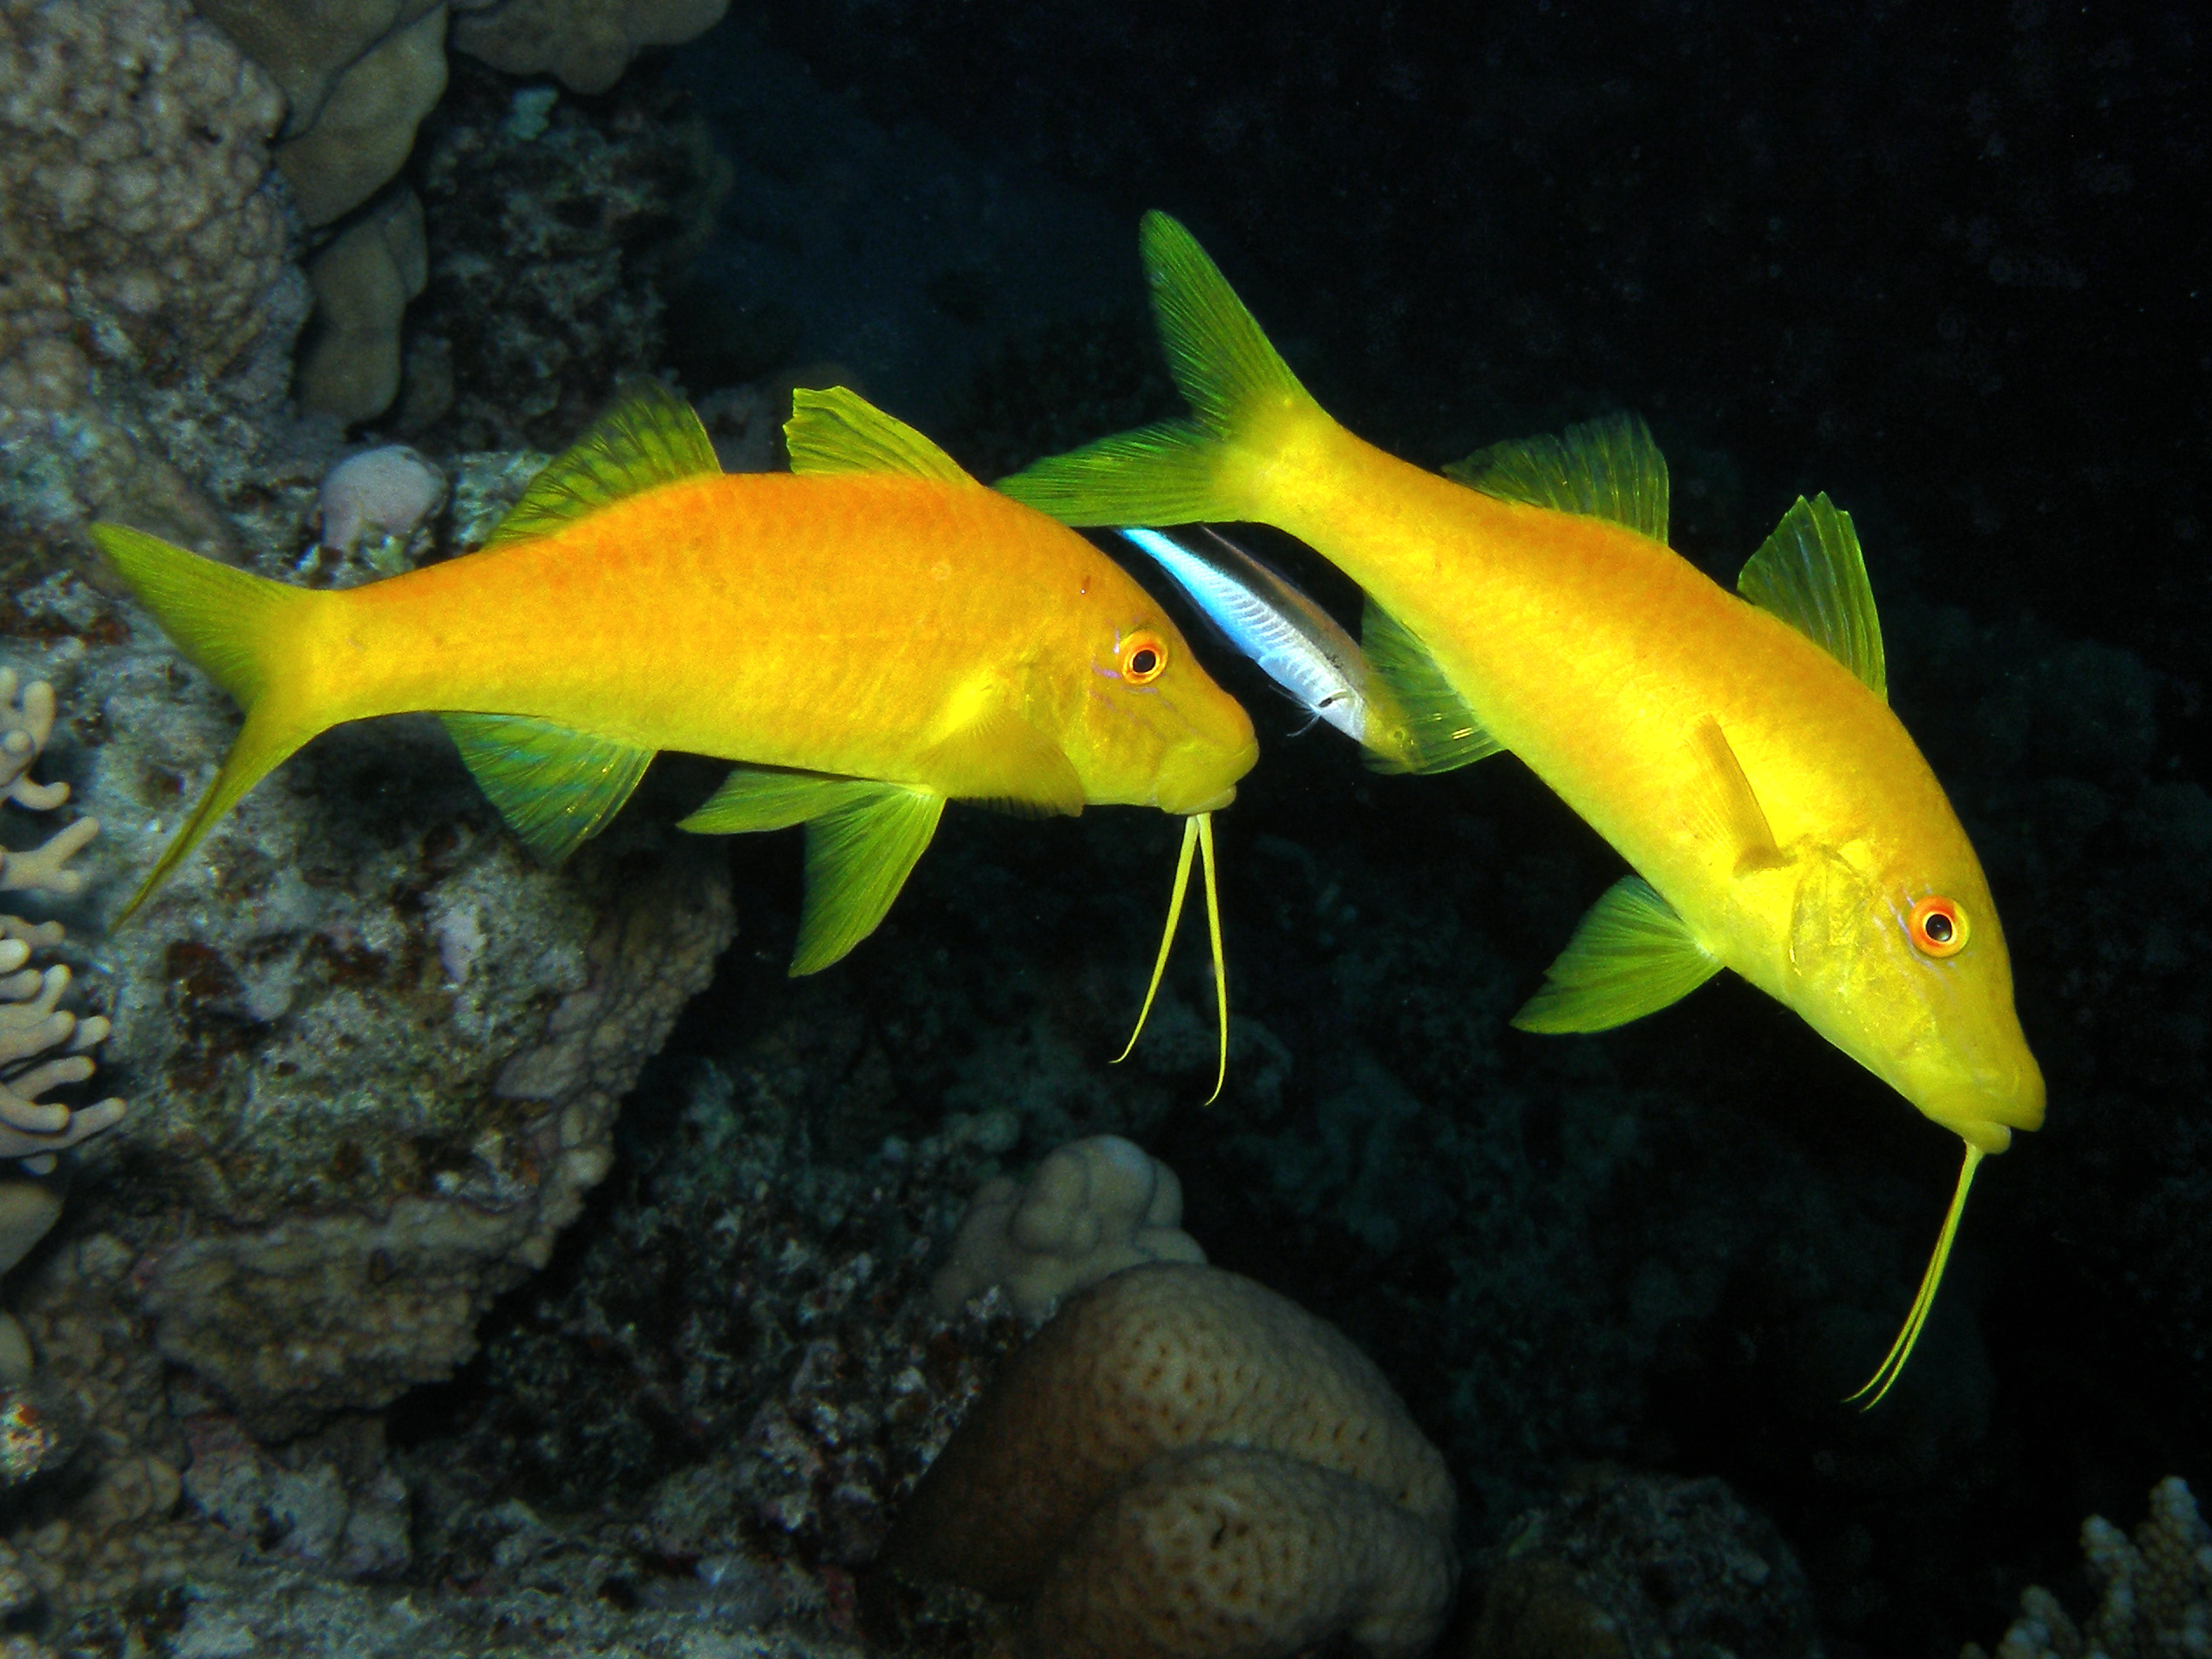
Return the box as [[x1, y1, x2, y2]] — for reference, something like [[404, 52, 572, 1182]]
[[1060, 597, 1257, 816], [1780, 826, 2044, 1405], [1041, 561, 1255, 1104]]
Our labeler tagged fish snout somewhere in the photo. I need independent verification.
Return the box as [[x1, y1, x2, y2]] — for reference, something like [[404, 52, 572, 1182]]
[[1916, 1048, 2045, 1152], [1154, 733, 1258, 816]]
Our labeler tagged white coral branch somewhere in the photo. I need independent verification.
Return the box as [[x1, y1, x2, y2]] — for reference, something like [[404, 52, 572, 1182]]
[[0, 672, 123, 1172]]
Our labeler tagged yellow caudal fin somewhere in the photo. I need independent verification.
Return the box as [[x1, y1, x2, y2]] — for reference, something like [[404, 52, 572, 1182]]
[[996, 212, 1328, 527], [90, 524, 329, 921], [1849, 1142, 1985, 1408]]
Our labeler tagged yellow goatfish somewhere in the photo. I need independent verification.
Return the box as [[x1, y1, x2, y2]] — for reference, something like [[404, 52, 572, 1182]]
[[92, 383, 1257, 1083], [1001, 213, 2044, 1402]]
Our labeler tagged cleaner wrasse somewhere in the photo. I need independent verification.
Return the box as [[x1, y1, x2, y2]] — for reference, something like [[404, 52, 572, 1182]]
[[92, 383, 1258, 1085], [1002, 213, 2044, 1401], [1120, 527, 1419, 768]]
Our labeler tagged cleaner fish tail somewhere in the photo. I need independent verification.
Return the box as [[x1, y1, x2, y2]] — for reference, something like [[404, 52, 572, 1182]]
[[91, 524, 333, 920], [997, 212, 1331, 527]]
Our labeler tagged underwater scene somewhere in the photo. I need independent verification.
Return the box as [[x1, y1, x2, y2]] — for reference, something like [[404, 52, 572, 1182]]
[[0, 1, 2206, 1656]]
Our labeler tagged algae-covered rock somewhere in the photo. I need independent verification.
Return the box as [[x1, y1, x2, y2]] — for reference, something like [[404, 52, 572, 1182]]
[[0, 568, 732, 1438]]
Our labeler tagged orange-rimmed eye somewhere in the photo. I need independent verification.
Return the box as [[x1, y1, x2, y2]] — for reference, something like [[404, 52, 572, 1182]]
[[1908, 895, 1968, 957], [1120, 630, 1168, 685]]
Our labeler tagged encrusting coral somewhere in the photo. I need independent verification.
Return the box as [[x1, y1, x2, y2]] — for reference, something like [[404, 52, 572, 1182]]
[[0, 0, 305, 561], [888, 1261, 1458, 1659], [1966, 1476, 2212, 1659], [929, 1133, 1207, 1320]]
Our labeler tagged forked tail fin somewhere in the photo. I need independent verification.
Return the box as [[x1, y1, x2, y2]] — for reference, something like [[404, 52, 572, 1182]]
[[997, 212, 1330, 528], [90, 524, 329, 920]]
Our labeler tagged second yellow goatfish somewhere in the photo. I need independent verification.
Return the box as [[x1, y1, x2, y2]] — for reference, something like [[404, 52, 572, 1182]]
[[92, 384, 1257, 1078], [1002, 213, 2044, 1401]]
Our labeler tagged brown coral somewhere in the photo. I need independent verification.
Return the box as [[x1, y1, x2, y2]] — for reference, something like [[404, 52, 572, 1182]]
[[888, 1261, 1456, 1659], [0, 0, 303, 559]]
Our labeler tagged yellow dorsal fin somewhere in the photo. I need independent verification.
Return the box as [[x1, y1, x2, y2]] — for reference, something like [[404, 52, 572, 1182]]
[[1738, 493, 1888, 701], [785, 385, 972, 484], [1116, 813, 1230, 1103], [485, 380, 719, 550], [1445, 412, 1671, 543], [1850, 1142, 1984, 1408]]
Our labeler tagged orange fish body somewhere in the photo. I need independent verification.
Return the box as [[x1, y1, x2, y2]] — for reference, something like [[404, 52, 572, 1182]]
[[298, 469, 1231, 810], [94, 384, 1257, 980]]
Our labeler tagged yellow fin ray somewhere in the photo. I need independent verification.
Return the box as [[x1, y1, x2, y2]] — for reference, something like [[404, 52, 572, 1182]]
[[1850, 1142, 1984, 1408], [442, 714, 652, 863], [1512, 875, 1723, 1033], [1739, 493, 1887, 701], [1445, 412, 1671, 543], [679, 767, 946, 975], [923, 703, 1086, 819], [1687, 715, 1789, 877], [786, 385, 972, 483], [486, 381, 718, 550], [995, 211, 1323, 527], [1359, 602, 1504, 776]]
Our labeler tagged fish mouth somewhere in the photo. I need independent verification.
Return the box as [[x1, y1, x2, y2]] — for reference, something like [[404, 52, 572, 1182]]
[[1913, 1050, 2046, 1150], [1155, 737, 1258, 815]]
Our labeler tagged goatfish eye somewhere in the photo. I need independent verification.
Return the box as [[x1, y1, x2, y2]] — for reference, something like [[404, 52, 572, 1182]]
[[1908, 894, 1968, 957], [1120, 629, 1168, 684]]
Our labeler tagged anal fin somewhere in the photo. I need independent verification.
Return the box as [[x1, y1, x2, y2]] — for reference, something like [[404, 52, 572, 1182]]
[[923, 702, 1086, 819], [443, 713, 653, 862], [1512, 874, 1722, 1033], [680, 766, 946, 975]]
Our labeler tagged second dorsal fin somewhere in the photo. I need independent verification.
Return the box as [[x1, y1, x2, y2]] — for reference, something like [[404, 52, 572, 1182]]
[[786, 386, 972, 484], [485, 381, 720, 551], [1445, 412, 1670, 543]]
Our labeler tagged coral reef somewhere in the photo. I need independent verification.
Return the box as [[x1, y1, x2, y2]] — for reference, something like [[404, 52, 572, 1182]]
[[0, 670, 120, 1386], [400, 58, 718, 449], [1966, 1476, 2212, 1659], [312, 444, 447, 573], [0, 0, 307, 567], [190, 0, 447, 227], [452, 0, 731, 95], [929, 1133, 1204, 1320], [296, 187, 429, 425], [888, 1261, 1457, 1659], [0, 502, 730, 1449], [1464, 1471, 1822, 1659]]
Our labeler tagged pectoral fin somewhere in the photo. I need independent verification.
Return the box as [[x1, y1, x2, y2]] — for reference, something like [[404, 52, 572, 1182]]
[[1511, 875, 1722, 1033], [924, 704, 1086, 819], [1687, 715, 1790, 876], [680, 767, 945, 974], [443, 713, 653, 862]]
